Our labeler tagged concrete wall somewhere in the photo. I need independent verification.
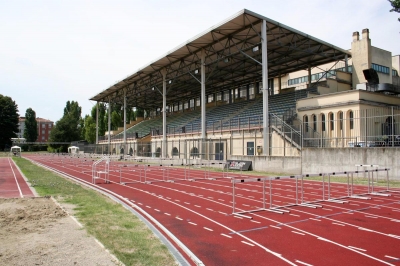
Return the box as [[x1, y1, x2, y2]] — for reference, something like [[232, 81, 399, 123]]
[[302, 148, 400, 180], [229, 155, 301, 175]]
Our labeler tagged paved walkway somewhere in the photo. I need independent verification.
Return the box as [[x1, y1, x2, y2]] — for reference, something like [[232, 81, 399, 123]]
[[0, 157, 35, 198]]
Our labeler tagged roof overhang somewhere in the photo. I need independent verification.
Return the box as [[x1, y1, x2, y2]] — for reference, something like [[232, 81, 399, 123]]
[[90, 9, 351, 109]]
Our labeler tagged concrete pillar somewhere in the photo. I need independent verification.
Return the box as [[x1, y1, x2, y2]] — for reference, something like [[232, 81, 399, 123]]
[[108, 99, 111, 154], [308, 66, 312, 86], [123, 88, 127, 153], [96, 102, 99, 144], [262, 19, 269, 156], [201, 49, 206, 140], [162, 69, 167, 158]]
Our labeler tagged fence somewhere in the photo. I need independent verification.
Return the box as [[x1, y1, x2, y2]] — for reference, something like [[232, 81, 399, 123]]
[[302, 106, 400, 148]]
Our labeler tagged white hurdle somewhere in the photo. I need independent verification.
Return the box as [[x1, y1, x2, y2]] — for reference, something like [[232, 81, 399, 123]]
[[92, 156, 110, 184], [231, 168, 391, 216]]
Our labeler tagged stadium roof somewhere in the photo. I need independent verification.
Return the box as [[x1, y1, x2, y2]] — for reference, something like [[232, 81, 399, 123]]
[[90, 9, 351, 109]]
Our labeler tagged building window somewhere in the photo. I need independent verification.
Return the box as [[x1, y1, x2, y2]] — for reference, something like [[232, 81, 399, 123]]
[[216, 92, 222, 101], [247, 142, 254, 156], [321, 114, 326, 131], [42, 124, 45, 128], [339, 112, 343, 130], [42, 130, 45, 134], [304, 116, 309, 132], [372, 63, 390, 75], [393, 69, 399, 77], [42, 136, 45, 140], [349, 111, 354, 130], [312, 115, 317, 131], [330, 113, 334, 131]]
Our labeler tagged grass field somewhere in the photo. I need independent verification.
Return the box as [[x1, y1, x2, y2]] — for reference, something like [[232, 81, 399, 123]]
[[13, 157, 178, 266]]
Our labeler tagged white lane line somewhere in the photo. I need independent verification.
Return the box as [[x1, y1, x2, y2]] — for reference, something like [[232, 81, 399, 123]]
[[8, 159, 23, 198], [218, 211, 228, 215], [146, 206, 151, 208], [348, 246, 366, 252], [270, 225, 281, 229], [218, 199, 225, 201], [221, 233, 232, 238], [241, 241, 255, 246], [289, 214, 300, 217], [388, 234, 400, 239], [154, 209, 160, 212], [365, 215, 378, 218], [175, 217, 183, 220], [204, 227, 213, 231], [385, 255, 399, 260], [206, 208, 214, 211], [295, 260, 313, 266], [332, 222, 345, 226], [188, 222, 197, 226], [184, 202, 190, 205], [309, 218, 321, 221], [391, 209, 400, 212], [175, 199, 180, 202], [137, 202, 143, 205], [164, 213, 171, 216], [166, 197, 171, 199], [251, 220, 261, 224], [292, 231, 305, 236], [373, 200, 384, 202], [243, 204, 250, 207], [391, 219, 400, 222], [194, 205, 201, 208]]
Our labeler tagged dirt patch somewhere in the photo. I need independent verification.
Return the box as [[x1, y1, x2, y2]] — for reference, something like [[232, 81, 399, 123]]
[[0, 197, 121, 266]]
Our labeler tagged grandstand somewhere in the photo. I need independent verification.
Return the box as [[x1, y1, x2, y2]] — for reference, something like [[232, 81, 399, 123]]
[[89, 9, 400, 178]]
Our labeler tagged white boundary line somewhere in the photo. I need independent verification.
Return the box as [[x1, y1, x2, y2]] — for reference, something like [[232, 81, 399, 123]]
[[8, 158, 23, 198]]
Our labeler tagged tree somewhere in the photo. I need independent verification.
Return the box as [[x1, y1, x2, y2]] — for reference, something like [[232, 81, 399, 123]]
[[84, 115, 96, 143], [49, 101, 82, 151], [23, 108, 38, 142], [0, 94, 19, 150], [389, 0, 400, 21], [111, 110, 122, 130]]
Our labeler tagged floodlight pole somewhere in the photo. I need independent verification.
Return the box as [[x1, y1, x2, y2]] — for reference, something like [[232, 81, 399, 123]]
[[162, 69, 167, 158], [96, 102, 99, 144], [123, 88, 127, 154], [262, 19, 269, 156], [201, 49, 206, 159]]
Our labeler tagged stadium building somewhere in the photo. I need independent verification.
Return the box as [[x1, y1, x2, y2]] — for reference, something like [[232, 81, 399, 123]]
[[89, 10, 400, 177]]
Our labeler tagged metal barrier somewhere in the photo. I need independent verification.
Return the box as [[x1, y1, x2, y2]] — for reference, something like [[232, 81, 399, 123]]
[[92, 156, 110, 184], [231, 168, 391, 217]]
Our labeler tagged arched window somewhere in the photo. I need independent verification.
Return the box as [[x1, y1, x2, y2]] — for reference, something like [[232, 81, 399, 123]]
[[304, 115, 309, 132], [312, 114, 317, 131], [190, 147, 199, 158], [321, 114, 326, 131], [329, 113, 334, 131], [339, 111, 343, 130], [172, 147, 179, 156], [155, 147, 161, 157], [349, 111, 354, 130]]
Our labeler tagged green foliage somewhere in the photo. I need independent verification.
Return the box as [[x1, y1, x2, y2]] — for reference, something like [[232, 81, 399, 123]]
[[0, 94, 19, 150], [23, 108, 38, 142], [389, 0, 400, 21], [49, 101, 82, 151], [136, 107, 144, 118], [84, 115, 96, 143], [99, 103, 107, 136], [111, 110, 122, 130]]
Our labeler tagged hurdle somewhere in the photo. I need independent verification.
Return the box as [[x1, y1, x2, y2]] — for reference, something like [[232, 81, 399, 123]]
[[92, 156, 110, 184], [231, 168, 391, 217]]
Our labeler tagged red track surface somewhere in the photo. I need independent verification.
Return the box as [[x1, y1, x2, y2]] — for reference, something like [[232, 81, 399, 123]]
[[0, 157, 35, 198], [24, 154, 400, 265]]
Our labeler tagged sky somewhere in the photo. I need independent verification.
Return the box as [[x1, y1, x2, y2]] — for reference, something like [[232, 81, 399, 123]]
[[1, 0, 399, 123]]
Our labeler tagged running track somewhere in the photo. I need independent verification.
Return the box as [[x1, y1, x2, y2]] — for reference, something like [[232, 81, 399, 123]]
[[0, 157, 35, 198], [24, 154, 400, 265]]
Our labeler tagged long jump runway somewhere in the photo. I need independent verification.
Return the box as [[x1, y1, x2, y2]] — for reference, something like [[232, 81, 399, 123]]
[[25, 154, 400, 265], [0, 157, 35, 198]]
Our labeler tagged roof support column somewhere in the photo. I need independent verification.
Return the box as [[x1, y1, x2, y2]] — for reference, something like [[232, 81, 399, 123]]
[[262, 19, 269, 156], [345, 54, 349, 72], [162, 69, 167, 158], [201, 50, 206, 159], [108, 99, 111, 154], [308, 67, 312, 86], [96, 102, 99, 144], [201, 50, 206, 140], [123, 88, 127, 153]]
